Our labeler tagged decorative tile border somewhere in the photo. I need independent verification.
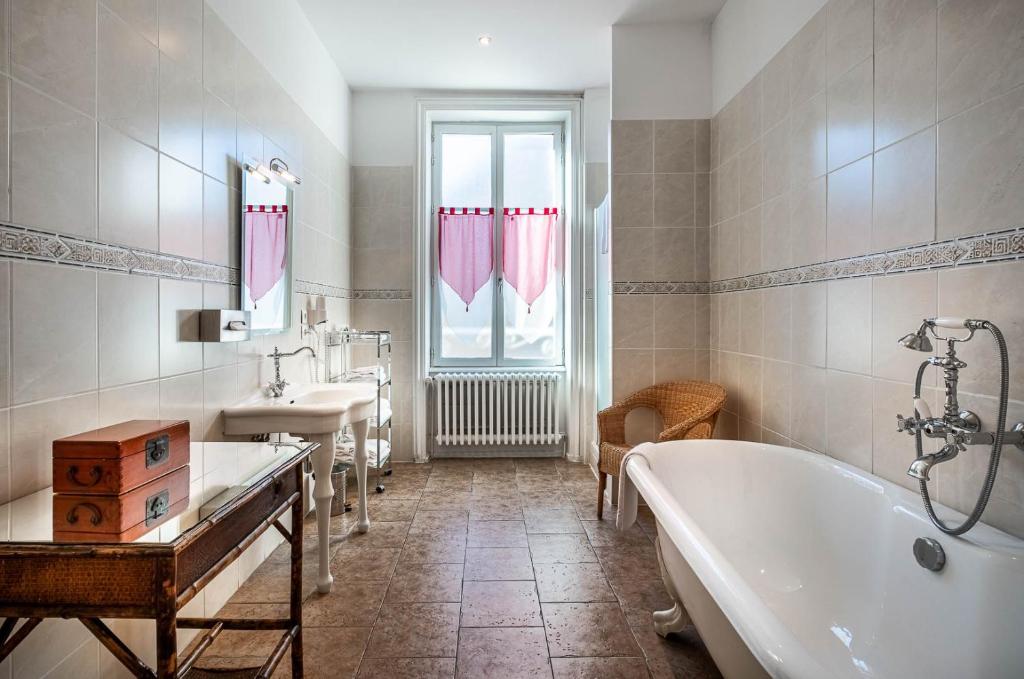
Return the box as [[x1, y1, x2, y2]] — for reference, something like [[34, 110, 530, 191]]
[[352, 288, 413, 300], [614, 226, 1024, 295], [294, 279, 353, 299], [613, 281, 711, 295], [0, 221, 239, 284]]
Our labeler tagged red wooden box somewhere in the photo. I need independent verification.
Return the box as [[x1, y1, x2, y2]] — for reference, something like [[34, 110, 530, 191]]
[[53, 465, 190, 542], [52, 420, 189, 495]]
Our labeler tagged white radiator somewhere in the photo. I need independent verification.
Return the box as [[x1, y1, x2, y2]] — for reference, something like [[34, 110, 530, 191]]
[[432, 372, 563, 447]]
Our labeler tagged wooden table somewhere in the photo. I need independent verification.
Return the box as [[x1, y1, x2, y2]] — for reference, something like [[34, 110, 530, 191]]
[[0, 443, 317, 678]]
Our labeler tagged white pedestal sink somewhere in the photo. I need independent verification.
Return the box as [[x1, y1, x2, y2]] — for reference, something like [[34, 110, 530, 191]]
[[223, 382, 378, 593]]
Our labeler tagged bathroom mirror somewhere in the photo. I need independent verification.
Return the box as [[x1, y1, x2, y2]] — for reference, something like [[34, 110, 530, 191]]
[[241, 163, 293, 334]]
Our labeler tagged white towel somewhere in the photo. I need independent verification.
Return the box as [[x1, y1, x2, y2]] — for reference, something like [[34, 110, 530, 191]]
[[616, 446, 651, 531]]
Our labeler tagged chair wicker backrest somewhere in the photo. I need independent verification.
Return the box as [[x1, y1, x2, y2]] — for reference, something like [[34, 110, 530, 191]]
[[597, 380, 727, 447]]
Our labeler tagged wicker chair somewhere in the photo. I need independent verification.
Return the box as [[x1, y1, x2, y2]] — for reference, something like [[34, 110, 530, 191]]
[[596, 380, 727, 519]]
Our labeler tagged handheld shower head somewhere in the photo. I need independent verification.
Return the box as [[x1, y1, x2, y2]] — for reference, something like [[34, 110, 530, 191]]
[[899, 322, 933, 352]]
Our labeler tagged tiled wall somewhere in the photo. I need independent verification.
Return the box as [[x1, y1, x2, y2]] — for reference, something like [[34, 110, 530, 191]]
[[350, 166, 415, 460], [707, 0, 1024, 538], [610, 119, 712, 443], [0, 1, 353, 676]]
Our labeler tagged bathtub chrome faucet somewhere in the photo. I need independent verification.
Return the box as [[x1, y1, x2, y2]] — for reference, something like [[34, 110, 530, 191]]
[[897, 317, 1024, 535]]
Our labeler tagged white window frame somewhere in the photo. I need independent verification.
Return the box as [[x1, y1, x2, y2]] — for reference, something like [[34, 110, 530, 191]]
[[430, 121, 565, 369]]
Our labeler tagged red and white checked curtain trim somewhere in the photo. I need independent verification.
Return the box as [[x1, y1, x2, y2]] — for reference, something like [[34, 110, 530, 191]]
[[438, 207, 495, 215], [246, 204, 288, 213], [503, 207, 558, 215]]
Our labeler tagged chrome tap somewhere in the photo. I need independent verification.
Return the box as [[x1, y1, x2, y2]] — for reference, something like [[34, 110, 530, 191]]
[[266, 345, 316, 397], [896, 317, 1024, 535]]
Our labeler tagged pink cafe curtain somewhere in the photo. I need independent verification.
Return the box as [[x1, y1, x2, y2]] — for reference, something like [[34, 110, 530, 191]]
[[438, 207, 494, 310], [244, 205, 288, 306], [502, 208, 558, 311]]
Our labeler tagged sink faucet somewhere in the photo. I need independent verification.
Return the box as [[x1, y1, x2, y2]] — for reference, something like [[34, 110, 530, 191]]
[[266, 345, 316, 397]]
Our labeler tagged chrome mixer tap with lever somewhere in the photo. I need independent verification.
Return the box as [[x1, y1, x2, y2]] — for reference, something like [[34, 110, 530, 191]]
[[896, 317, 1024, 535]]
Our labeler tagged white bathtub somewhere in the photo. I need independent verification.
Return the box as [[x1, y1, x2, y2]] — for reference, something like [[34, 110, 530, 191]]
[[623, 439, 1024, 679]]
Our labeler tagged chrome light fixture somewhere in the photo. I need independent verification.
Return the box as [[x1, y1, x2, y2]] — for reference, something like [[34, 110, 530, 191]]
[[478, 34, 493, 46], [270, 158, 302, 185], [244, 162, 271, 184]]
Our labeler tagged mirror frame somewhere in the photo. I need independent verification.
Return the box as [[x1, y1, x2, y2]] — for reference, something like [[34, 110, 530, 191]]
[[240, 161, 294, 336]]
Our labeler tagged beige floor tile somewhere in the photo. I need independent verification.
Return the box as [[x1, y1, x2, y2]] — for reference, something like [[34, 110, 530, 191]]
[[460, 580, 542, 627], [384, 562, 464, 603], [303, 582, 386, 627], [524, 507, 585, 534], [456, 627, 553, 679], [400, 532, 467, 563], [528, 534, 598, 564], [355, 657, 456, 678], [467, 520, 529, 548], [550, 657, 650, 678], [363, 603, 460, 658], [464, 547, 535, 581], [535, 563, 617, 603]]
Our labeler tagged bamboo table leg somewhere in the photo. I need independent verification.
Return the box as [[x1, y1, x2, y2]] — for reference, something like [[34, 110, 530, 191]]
[[291, 464, 304, 678]]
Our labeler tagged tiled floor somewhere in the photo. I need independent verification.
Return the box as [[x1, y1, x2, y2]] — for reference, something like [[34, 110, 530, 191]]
[[196, 458, 722, 678]]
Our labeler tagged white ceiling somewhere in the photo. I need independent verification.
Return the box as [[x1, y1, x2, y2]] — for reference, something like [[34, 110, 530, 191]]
[[296, 0, 726, 92]]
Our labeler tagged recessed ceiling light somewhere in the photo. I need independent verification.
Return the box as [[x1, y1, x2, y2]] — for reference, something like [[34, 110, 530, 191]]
[[478, 34, 493, 46]]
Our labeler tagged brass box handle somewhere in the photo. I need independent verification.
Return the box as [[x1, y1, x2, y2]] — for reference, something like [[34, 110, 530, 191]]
[[146, 434, 170, 469]]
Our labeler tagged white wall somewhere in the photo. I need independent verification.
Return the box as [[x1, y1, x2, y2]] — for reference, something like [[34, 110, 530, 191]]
[[351, 90, 419, 166], [208, 0, 352, 156], [584, 87, 610, 163], [710, 0, 827, 114], [611, 22, 712, 120]]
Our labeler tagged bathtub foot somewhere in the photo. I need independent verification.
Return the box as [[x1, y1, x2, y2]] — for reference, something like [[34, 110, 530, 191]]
[[653, 602, 690, 637], [653, 536, 692, 637]]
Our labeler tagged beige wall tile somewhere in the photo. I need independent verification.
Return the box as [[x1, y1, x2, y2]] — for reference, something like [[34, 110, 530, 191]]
[[694, 173, 710, 227], [827, 0, 874, 84], [738, 140, 762, 212], [761, 193, 791, 271], [98, 272, 159, 388], [872, 128, 935, 251], [103, 0, 158, 45], [791, 282, 827, 367], [789, 176, 826, 267], [761, 119, 790, 202], [203, 90, 238, 187], [826, 371, 873, 468], [159, 53, 204, 170], [789, 8, 827, 107], [695, 227, 710, 281], [734, 354, 763, 423], [716, 156, 739, 223], [762, 359, 792, 437], [717, 97, 741, 163], [99, 124, 158, 250], [653, 295, 695, 349], [12, 0, 96, 115], [611, 120, 652, 174], [10, 81, 96, 237], [936, 86, 1024, 239], [761, 49, 791, 132], [874, 4, 937, 149], [158, 0, 202, 76], [762, 286, 792, 362], [0, 264, 8, 409], [612, 295, 653, 349], [203, 5, 237, 108], [612, 349, 653, 402], [871, 270, 937, 384], [735, 76, 763, 150], [611, 174, 653, 227], [653, 228, 694, 281], [827, 277, 872, 375], [654, 348, 697, 383], [159, 372, 204, 436], [653, 120, 695, 173], [739, 290, 763, 356], [695, 119, 711, 172], [10, 391, 97, 499], [159, 278, 202, 377], [203, 176, 235, 267], [871, 377, 930, 491], [611, 228, 653, 281], [789, 93, 827, 185], [12, 263, 96, 404], [938, 0, 1024, 121], [98, 5, 158, 147], [203, 365, 237, 442], [716, 217, 740, 280], [653, 173, 694, 227], [159, 154, 204, 259], [791, 364, 827, 451], [938, 261, 1024, 401], [739, 206, 762, 276], [826, 156, 872, 260], [827, 57, 873, 172], [99, 381, 159, 428]]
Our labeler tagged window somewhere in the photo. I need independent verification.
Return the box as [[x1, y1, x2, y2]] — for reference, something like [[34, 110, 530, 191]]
[[431, 123, 564, 367]]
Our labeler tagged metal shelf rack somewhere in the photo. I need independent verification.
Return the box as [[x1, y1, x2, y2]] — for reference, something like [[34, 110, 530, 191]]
[[326, 329, 393, 492]]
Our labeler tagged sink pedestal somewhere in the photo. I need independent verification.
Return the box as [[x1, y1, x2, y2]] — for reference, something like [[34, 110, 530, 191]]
[[304, 419, 370, 594]]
